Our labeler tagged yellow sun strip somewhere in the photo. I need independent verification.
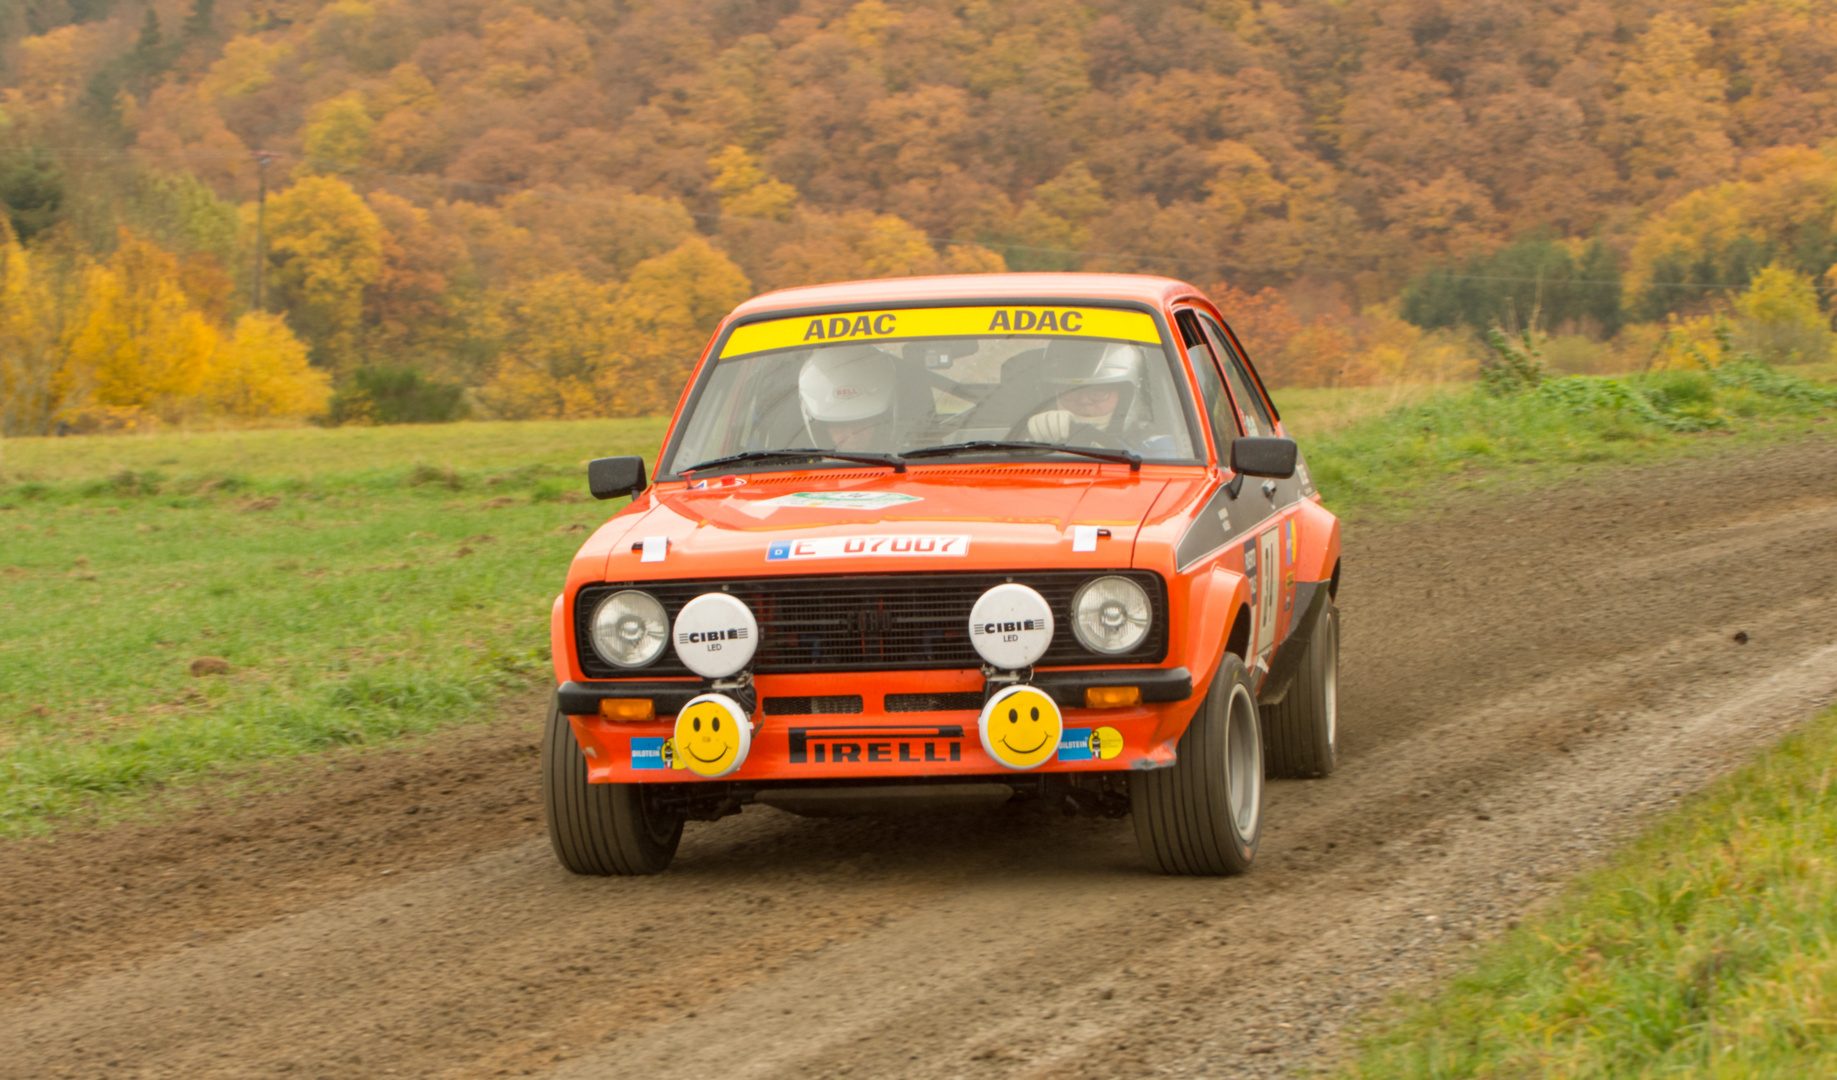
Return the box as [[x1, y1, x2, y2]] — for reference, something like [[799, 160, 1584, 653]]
[[719, 306, 1162, 359]]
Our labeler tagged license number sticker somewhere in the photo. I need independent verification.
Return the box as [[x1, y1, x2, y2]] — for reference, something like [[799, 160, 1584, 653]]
[[766, 535, 969, 561]]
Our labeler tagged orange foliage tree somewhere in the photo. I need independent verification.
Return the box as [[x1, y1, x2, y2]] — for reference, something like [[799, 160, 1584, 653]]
[[8, 0, 1837, 413]]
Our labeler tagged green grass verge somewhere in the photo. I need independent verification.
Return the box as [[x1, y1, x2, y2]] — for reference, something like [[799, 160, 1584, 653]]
[[1342, 705, 1837, 1078], [0, 417, 666, 835], [1286, 364, 1837, 516]]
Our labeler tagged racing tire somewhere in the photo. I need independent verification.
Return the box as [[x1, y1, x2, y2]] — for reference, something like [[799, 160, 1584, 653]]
[[542, 693, 683, 875], [1261, 604, 1340, 779], [1130, 653, 1263, 875]]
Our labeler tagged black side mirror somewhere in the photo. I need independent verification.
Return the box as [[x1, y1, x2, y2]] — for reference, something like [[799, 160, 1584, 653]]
[[588, 456, 647, 500], [1230, 437, 1298, 479]]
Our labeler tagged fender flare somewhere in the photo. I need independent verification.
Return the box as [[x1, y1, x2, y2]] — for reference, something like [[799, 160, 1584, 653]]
[[1151, 565, 1252, 749], [549, 593, 570, 684]]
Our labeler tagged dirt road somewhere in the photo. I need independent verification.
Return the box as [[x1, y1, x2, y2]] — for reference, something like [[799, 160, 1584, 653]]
[[6, 440, 1837, 1079]]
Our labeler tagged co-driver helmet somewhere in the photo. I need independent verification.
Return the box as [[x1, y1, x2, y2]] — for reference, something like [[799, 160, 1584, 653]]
[[798, 345, 899, 446]]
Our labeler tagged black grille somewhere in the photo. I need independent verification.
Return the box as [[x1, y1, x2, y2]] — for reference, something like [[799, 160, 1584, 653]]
[[886, 692, 986, 713], [763, 695, 864, 716], [575, 571, 1167, 678]]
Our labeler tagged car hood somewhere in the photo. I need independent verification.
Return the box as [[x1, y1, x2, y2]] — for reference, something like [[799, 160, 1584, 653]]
[[598, 467, 1172, 579]]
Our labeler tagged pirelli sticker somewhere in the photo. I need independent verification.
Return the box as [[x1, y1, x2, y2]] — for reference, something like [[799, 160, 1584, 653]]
[[719, 306, 1162, 359]]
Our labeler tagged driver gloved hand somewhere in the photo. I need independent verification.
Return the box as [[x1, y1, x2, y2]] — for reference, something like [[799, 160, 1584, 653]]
[[1026, 410, 1076, 443]]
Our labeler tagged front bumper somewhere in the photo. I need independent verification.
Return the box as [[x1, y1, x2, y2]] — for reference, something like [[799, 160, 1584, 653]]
[[562, 667, 1194, 783]]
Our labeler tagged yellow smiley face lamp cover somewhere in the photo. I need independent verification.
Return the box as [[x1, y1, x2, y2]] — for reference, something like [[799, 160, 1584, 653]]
[[672, 693, 752, 778], [980, 684, 1063, 770]]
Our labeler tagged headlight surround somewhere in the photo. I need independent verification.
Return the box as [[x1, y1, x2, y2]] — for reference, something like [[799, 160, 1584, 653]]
[[590, 590, 668, 668], [1071, 576, 1152, 655]]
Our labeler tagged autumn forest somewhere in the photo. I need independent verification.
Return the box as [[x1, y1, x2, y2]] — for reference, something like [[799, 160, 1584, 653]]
[[3, 0, 1836, 433]]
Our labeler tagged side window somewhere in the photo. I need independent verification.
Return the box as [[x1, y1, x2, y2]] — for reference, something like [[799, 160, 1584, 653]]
[[1175, 310, 1239, 458], [1199, 315, 1275, 437]]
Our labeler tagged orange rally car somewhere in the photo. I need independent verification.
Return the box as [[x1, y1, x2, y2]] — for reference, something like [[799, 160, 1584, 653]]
[[544, 273, 1342, 876]]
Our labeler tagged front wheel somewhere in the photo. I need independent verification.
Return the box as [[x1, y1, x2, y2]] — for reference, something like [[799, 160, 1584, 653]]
[[542, 693, 683, 875], [1261, 603, 1339, 779], [1130, 653, 1263, 875]]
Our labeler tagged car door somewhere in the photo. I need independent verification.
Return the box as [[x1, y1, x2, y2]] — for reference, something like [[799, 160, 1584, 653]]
[[1178, 308, 1300, 680]]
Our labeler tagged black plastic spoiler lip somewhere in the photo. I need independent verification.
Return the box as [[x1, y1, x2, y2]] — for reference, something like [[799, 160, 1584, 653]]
[[555, 667, 1192, 718], [1030, 667, 1192, 703], [558, 681, 700, 717]]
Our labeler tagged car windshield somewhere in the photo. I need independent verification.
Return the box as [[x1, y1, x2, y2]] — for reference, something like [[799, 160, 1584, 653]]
[[664, 305, 1200, 476]]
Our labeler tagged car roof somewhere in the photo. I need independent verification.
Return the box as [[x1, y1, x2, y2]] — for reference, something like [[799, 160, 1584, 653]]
[[728, 273, 1204, 318]]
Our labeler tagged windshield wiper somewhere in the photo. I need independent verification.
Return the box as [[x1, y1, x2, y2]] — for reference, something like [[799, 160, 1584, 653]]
[[903, 440, 1141, 471], [681, 447, 906, 475]]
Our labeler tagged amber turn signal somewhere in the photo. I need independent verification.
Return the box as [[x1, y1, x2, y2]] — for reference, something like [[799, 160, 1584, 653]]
[[1083, 686, 1142, 709], [598, 698, 656, 722]]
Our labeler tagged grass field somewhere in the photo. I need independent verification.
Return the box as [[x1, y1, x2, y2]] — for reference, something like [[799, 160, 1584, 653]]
[[0, 418, 665, 833], [0, 366, 1831, 833], [1342, 705, 1837, 1078], [1295, 363, 1837, 516]]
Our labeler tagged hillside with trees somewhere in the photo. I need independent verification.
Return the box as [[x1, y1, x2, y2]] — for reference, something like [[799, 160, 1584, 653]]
[[3, 0, 1835, 432]]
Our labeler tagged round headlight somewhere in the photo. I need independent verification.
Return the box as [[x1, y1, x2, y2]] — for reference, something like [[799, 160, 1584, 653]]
[[1071, 576, 1151, 655], [590, 590, 668, 668]]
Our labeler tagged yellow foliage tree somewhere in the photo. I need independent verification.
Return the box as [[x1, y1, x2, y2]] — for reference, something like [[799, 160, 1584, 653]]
[[1733, 264, 1833, 363], [1625, 182, 1747, 300], [1735, 264, 1824, 329], [263, 176, 385, 370], [604, 238, 752, 414], [7, 24, 102, 108], [301, 92, 374, 174], [943, 244, 1007, 274], [709, 146, 798, 223], [196, 36, 294, 103], [1626, 148, 1837, 319], [767, 210, 943, 288], [1008, 162, 1106, 271], [67, 231, 220, 420], [202, 313, 331, 418], [0, 225, 84, 435], [369, 64, 446, 173], [482, 272, 622, 420]]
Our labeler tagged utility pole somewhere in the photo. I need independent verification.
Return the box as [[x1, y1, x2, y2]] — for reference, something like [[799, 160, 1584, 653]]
[[252, 150, 278, 311]]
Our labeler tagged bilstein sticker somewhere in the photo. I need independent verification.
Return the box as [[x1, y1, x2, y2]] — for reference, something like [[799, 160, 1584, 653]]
[[720, 306, 1161, 359], [631, 736, 685, 771], [758, 491, 922, 510], [766, 535, 968, 561], [1058, 726, 1125, 762]]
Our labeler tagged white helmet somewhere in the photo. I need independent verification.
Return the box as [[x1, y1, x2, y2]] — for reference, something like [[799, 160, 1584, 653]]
[[1041, 340, 1144, 390], [799, 346, 897, 424]]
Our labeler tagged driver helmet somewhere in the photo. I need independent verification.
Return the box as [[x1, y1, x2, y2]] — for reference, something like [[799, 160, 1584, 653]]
[[1040, 340, 1143, 423], [1040, 339, 1145, 390]]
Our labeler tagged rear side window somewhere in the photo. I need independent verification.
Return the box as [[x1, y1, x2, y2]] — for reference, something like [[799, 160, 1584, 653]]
[[1175, 310, 1239, 457], [1198, 314, 1275, 437]]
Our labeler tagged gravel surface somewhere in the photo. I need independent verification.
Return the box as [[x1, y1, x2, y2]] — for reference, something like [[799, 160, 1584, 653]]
[[3, 438, 1835, 1079]]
